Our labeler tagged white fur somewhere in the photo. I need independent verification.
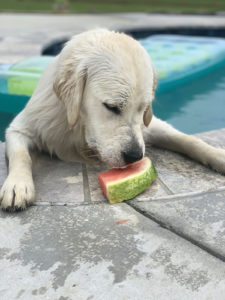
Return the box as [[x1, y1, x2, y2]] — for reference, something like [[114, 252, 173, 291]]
[[1, 29, 225, 211]]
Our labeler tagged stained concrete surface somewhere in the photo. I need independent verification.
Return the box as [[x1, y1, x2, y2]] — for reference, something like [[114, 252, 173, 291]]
[[1, 205, 225, 300]]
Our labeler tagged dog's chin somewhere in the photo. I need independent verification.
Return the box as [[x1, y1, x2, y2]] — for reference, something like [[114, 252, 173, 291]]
[[106, 162, 127, 169], [98, 155, 127, 169], [82, 142, 126, 168]]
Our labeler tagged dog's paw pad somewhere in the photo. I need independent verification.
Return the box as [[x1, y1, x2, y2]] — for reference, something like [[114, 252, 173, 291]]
[[0, 176, 35, 212]]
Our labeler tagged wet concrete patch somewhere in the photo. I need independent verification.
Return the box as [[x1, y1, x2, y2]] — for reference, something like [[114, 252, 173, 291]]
[[1, 205, 225, 299], [2, 205, 145, 289]]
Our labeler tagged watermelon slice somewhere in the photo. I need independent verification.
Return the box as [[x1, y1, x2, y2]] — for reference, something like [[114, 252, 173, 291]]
[[98, 157, 157, 204]]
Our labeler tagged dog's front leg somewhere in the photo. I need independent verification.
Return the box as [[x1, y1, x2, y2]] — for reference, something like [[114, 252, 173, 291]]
[[0, 130, 35, 211], [143, 116, 225, 174]]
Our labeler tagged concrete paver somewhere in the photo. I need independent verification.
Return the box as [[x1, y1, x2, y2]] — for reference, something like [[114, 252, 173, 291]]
[[1, 204, 225, 300], [32, 151, 84, 204], [145, 145, 225, 194], [129, 188, 225, 261]]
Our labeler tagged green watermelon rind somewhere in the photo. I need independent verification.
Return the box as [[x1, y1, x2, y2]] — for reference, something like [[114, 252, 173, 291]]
[[107, 158, 157, 204]]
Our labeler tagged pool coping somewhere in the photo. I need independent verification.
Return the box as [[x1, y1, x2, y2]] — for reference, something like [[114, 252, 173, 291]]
[[1, 12, 225, 63]]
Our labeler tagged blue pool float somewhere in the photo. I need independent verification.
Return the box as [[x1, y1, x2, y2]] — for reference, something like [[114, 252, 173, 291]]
[[1, 35, 225, 114], [139, 35, 225, 92]]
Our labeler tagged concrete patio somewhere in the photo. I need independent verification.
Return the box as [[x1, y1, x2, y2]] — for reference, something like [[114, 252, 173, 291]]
[[0, 12, 225, 300]]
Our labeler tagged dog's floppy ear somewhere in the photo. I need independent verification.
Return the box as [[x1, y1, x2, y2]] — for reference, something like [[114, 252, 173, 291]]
[[53, 59, 87, 129], [143, 105, 152, 127], [143, 66, 157, 127]]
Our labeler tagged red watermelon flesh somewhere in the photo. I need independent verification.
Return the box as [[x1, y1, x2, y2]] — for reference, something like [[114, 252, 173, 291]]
[[98, 157, 157, 204]]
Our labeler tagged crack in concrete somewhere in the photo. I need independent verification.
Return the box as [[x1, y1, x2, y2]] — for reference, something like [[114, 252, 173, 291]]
[[157, 176, 174, 195], [82, 163, 92, 203], [127, 201, 225, 263]]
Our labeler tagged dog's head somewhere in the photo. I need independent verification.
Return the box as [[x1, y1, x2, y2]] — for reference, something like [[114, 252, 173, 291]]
[[54, 29, 157, 167]]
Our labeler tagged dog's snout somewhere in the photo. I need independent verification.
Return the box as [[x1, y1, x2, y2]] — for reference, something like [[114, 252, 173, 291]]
[[123, 149, 143, 164]]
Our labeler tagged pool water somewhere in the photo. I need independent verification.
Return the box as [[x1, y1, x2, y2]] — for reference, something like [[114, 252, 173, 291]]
[[153, 65, 225, 134], [0, 111, 15, 141], [0, 64, 225, 141]]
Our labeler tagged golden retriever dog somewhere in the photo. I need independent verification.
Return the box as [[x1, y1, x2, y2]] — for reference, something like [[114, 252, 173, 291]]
[[1, 29, 225, 211]]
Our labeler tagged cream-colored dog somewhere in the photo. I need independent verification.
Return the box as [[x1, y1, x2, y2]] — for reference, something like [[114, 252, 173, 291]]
[[1, 29, 225, 211]]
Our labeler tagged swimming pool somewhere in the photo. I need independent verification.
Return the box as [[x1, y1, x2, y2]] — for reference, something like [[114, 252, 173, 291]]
[[154, 65, 225, 134], [0, 111, 15, 141]]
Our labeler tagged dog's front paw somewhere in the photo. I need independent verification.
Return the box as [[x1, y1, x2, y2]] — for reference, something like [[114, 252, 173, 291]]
[[0, 174, 35, 212]]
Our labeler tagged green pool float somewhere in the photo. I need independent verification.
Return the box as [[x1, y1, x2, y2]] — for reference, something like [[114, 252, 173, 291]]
[[0, 56, 53, 113]]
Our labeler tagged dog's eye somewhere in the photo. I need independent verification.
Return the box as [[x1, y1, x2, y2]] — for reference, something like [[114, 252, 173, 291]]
[[103, 103, 120, 115]]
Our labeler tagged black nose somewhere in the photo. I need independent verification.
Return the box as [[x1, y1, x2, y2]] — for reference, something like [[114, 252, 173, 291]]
[[123, 149, 143, 164]]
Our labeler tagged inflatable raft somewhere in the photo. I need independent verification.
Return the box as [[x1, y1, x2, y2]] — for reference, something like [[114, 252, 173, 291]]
[[140, 35, 225, 92]]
